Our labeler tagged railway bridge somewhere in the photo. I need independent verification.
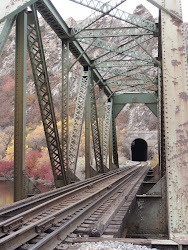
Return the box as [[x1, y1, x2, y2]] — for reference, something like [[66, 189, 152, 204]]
[[0, 0, 188, 248]]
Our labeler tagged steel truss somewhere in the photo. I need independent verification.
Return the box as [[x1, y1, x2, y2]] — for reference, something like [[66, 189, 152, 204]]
[[68, 70, 89, 174], [89, 71, 104, 173], [112, 108, 119, 168], [99, 87, 104, 154], [79, 36, 155, 63], [71, 0, 128, 36], [69, 0, 157, 32], [62, 40, 69, 177], [0, 17, 15, 56], [103, 101, 113, 166], [27, 6, 67, 187], [75, 27, 153, 39]]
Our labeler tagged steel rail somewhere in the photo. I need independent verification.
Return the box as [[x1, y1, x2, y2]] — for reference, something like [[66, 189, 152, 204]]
[[0, 163, 138, 221], [0, 165, 142, 249], [0, 166, 135, 232], [28, 164, 149, 249]]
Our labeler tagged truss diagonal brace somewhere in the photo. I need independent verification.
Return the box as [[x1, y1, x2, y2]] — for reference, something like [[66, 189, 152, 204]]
[[27, 6, 67, 187], [103, 101, 113, 167], [71, 0, 127, 36], [89, 70, 104, 173], [69, 0, 157, 32], [112, 107, 119, 168], [68, 70, 89, 174], [0, 17, 15, 56], [62, 40, 69, 177]]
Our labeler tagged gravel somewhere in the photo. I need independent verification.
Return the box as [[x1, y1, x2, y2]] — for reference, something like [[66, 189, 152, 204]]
[[76, 241, 158, 250]]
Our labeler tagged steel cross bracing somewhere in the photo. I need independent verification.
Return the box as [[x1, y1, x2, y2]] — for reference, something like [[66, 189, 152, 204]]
[[99, 87, 104, 154], [79, 36, 155, 64], [111, 108, 119, 167], [68, 70, 89, 174], [62, 41, 70, 176], [0, 0, 159, 188], [97, 67, 157, 83], [27, 6, 67, 187], [69, 0, 158, 32], [89, 71, 104, 173], [74, 27, 154, 39], [71, 0, 128, 36], [103, 101, 113, 166]]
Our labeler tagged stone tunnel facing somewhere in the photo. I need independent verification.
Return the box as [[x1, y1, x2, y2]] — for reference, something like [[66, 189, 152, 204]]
[[131, 138, 148, 161]]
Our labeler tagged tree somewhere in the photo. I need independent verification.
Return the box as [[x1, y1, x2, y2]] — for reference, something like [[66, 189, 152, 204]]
[[25, 150, 42, 176], [0, 126, 14, 157], [26, 124, 46, 151]]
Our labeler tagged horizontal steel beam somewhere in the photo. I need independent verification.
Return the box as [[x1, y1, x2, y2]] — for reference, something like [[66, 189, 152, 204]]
[[113, 92, 157, 104], [74, 27, 154, 38]]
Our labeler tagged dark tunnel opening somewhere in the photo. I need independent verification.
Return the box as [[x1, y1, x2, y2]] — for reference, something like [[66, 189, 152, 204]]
[[131, 138, 148, 161]]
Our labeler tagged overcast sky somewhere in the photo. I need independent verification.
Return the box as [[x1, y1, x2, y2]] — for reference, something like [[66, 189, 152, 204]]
[[51, 0, 188, 22]]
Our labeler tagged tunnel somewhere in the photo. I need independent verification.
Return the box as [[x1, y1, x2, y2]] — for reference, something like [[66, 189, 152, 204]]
[[131, 138, 148, 161]]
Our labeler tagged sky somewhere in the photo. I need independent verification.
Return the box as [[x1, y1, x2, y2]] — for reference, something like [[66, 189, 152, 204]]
[[51, 0, 188, 22]]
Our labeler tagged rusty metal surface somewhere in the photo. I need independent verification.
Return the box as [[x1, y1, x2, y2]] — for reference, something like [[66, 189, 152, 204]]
[[161, 0, 188, 240], [126, 177, 167, 237]]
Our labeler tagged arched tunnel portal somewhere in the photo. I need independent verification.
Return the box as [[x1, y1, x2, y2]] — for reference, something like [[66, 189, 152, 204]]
[[131, 138, 148, 161]]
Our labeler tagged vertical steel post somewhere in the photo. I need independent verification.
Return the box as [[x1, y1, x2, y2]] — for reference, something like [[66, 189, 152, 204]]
[[27, 7, 67, 187], [109, 115, 113, 170], [89, 69, 104, 173], [62, 40, 69, 180], [14, 11, 27, 202], [68, 69, 89, 173], [112, 107, 119, 168], [103, 101, 112, 167], [85, 84, 91, 178], [99, 87, 104, 154], [161, 0, 188, 239]]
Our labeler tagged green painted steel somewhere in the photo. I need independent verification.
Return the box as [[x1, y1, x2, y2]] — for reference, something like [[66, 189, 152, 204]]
[[27, 6, 67, 187], [69, 0, 158, 32], [62, 40, 70, 181], [36, 0, 112, 98], [85, 85, 91, 179], [103, 101, 112, 167], [14, 11, 27, 202], [96, 61, 154, 68], [68, 70, 89, 174], [89, 70, 104, 173], [146, 104, 158, 117], [113, 93, 157, 104], [99, 87, 104, 155], [0, 0, 37, 23], [97, 67, 157, 83], [75, 27, 153, 39], [114, 104, 125, 118], [71, 0, 127, 36], [111, 108, 119, 168], [79, 36, 155, 64], [0, 17, 15, 56]]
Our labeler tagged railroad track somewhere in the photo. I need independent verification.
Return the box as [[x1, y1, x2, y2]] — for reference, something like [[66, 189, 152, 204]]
[[0, 162, 149, 249]]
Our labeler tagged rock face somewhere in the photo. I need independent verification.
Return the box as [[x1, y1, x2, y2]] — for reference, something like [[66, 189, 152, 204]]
[[0, 4, 188, 137]]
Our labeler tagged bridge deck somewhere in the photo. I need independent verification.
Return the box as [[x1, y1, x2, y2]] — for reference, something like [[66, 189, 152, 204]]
[[0, 162, 150, 249]]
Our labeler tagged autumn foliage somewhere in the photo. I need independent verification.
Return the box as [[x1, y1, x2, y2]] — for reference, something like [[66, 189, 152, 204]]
[[0, 160, 14, 179]]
